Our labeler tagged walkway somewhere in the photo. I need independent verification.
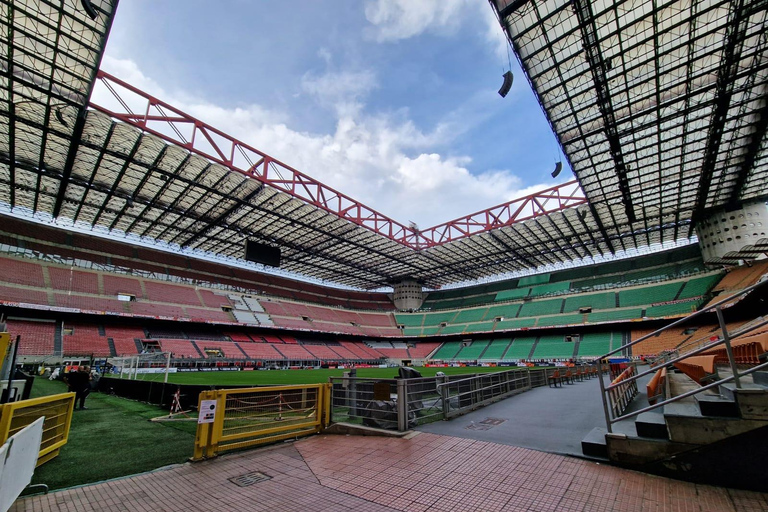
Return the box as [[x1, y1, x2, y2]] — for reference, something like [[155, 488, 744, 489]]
[[418, 370, 652, 456], [12, 432, 767, 512]]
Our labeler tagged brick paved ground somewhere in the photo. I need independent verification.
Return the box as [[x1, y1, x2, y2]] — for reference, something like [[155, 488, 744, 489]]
[[12, 432, 768, 512]]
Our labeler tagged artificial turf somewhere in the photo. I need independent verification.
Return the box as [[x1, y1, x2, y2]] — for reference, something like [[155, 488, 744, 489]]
[[27, 377, 195, 492]]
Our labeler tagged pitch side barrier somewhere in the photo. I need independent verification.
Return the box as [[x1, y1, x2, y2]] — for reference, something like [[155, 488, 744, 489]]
[[328, 367, 604, 431], [0, 392, 76, 466], [193, 383, 331, 460]]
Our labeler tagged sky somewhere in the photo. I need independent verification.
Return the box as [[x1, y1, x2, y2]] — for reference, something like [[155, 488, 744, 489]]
[[97, 0, 574, 229]]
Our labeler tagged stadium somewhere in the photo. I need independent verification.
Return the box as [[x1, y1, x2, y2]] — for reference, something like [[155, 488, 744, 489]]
[[1, 0, 767, 510]]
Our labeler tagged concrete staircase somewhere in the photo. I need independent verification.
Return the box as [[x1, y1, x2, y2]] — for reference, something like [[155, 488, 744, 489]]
[[582, 369, 768, 491]]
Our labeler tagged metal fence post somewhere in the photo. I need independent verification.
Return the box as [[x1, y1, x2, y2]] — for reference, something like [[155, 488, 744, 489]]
[[715, 306, 741, 389], [596, 360, 613, 433], [397, 379, 407, 431], [440, 375, 449, 420]]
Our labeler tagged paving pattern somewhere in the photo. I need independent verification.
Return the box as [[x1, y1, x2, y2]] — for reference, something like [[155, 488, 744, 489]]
[[12, 432, 768, 512]]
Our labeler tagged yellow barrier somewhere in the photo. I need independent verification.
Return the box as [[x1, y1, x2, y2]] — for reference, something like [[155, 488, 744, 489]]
[[0, 392, 76, 466], [193, 383, 331, 460]]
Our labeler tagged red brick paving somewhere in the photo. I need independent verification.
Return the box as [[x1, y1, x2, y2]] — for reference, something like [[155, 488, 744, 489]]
[[11, 432, 768, 511]]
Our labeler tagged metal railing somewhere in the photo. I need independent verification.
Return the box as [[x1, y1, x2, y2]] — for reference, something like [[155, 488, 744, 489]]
[[329, 367, 579, 432], [0, 392, 76, 466], [595, 278, 768, 432], [193, 383, 331, 460]]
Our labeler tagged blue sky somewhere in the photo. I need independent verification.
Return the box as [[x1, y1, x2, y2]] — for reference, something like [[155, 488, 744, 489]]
[[98, 0, 573, 228]]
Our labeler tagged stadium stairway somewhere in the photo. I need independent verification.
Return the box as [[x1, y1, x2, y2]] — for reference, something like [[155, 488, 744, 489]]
[[581, 369, 768, 491]]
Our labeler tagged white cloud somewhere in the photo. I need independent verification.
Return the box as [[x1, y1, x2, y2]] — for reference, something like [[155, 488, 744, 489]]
[[363, 0, 473, 42], [93, 56, 552, 228], [301, 69, 378, 117]]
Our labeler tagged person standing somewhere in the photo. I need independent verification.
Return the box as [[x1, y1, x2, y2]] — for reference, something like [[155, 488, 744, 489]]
[[64, 366, 92, 410]]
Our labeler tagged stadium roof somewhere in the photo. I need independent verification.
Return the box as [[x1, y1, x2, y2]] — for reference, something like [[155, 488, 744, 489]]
[[1, 1, 766, 290], [490, 0, 768, 241]]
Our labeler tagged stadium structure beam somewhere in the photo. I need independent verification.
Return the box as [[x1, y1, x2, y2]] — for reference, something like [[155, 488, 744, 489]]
[[89, 71, 587, 251], [572, 0, 635, 225], [726, 92, 768, 207], [692, 0, 749, 226], [416, 180, 586, 247]]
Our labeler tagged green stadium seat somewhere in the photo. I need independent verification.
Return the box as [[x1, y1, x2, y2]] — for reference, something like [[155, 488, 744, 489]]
[[531, 335, 573, 359], [536, 313, 584, 327], [432, 341, 463, 360], [618, 282, 682, 307], [495, 288, 531, 301], [395, 314, 425, 328], [464, 321, 496, 333], [495, 318, 536, 330], [479, 339, 512, 360], [441, 324, 468, 335], [518, 273, 550, 287], [453, 307, 489, 323], [677, 273, 723, 300], [563, 292, 616, 313], [503, 336, 537, 359], [519, 299, 563, 317], [455, 340, 490, 359], [588, 309, 643, 323], [576, 332, 614, 357]]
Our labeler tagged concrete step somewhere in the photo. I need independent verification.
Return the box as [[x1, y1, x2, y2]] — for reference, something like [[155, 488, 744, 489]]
[[753, 371, 768, 386], [635, 411, 668, 439], [694, 393, 740, 417], [663, 401, 766, 444], [720, 382, 768, 420], [604, 431, 696, 465], [581, 427, 608, 459]]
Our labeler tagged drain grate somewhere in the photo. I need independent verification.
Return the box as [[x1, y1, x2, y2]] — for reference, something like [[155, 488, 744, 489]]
[[229, 471, 272, 487], [466, 417, 507, 431]]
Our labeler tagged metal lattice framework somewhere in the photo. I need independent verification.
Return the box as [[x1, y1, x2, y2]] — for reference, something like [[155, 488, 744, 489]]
[[490, 0, 768, 248], [1, 1, 766, 290]]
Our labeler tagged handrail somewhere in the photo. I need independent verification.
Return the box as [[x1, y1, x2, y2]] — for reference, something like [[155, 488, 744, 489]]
[[595, 276, 768, 432], [604, 360, 768, 424], [602, 315, 768, 392]]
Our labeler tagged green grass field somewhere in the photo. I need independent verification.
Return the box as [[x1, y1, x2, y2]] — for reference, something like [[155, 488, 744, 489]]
[[114, 365, 510, 386], [26, 377, 195, 492]]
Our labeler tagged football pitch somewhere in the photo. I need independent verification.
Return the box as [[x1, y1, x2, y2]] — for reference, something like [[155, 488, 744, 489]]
[[116, 365, 513, 386]]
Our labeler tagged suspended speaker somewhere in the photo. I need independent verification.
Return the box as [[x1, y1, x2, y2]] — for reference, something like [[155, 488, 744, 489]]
[[551, 161, 563, 178], [81, 0, 98, 19], [498, 70, 514, 98]]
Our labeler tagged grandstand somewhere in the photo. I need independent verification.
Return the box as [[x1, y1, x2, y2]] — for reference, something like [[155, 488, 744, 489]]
[[1, 0, 768, 503]]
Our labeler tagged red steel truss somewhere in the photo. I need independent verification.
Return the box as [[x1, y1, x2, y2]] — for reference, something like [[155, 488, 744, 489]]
[[89, 70, 586, 250]]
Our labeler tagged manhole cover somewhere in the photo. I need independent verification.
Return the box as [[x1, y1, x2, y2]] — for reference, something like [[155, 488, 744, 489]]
[[466, 417, 507, 431], [229, 471, 272, 487]]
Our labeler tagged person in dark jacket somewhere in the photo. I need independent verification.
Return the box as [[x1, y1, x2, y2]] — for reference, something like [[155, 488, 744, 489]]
[[64, 366, 92, 410]]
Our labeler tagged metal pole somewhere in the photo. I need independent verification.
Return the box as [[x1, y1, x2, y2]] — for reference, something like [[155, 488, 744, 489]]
[[440, 374, 449, 419], [164, 352, 171, 384], [396, 379, 407, 432], [595, 360, 613, 433], [0, 335, 20, 404], [715, 306, 741, 389]]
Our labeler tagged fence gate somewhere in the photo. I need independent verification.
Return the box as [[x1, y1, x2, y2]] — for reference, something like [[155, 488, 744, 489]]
[[193, 383, 331, 460]]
